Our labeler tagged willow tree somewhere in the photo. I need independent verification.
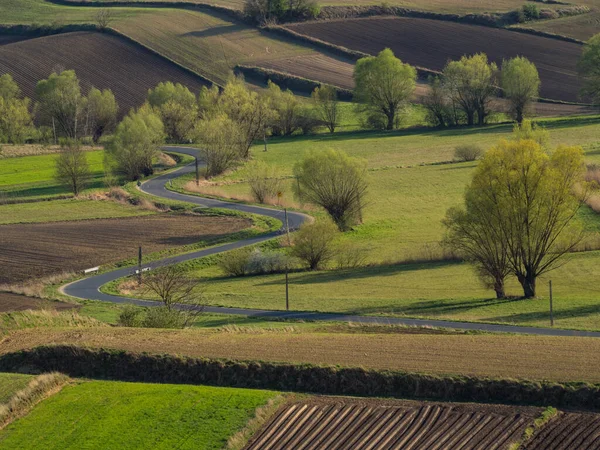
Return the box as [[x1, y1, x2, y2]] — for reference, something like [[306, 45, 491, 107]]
[[501, 56, 540, 124], [353, 48, 416, 130], [445, 139, 586, 298]]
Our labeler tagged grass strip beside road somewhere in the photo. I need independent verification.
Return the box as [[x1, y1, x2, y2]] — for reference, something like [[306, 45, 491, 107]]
[[2, 327, 599, 383]]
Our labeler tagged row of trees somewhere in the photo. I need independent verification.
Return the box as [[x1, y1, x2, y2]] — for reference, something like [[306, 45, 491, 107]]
[[0, 72, 118, 145], [444, 130, 585, 299], [355, 49, 541, 130]]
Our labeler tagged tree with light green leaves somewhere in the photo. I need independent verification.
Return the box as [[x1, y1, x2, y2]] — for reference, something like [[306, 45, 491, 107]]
[[148, 81, 198, 143], [55, 140, 91, 196], [443, 53, 497, 126], [311, 85, 341, 133], [353, 48, 416, 130], [578, 33, 600, 104], [294, 149, 368, 231], [106, 104, 165, 181], [501, 56, 540, 124], [444, 139, 585, 298], [0, 74, 32, 144], [35, 70, 85, 140], [87, 87, 118, 143], [193, 114, 244, 178]]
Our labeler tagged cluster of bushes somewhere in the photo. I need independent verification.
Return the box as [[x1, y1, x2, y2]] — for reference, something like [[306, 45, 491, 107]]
[[117, 306, 192, 329], [244, 0, 320, 24], [219, 247, 294, 276], [3, 346, 600, 410]]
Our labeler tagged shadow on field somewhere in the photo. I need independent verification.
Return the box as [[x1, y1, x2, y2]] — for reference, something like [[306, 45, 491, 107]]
[[182, 25, 240, 38], [254, 261, 461, 286], [485, 303, 600, 324]]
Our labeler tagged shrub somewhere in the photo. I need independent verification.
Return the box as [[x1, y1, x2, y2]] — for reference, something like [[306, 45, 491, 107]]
[[522, 4, 541, 21], [245, 160, 282, 204], [117, 306, 144, 327], [219, 248, 253, 276], [142, 306, 186, 329], [454, 144, 483, 162], [247, 249, 293, 274], [291, 220, 339, 270]]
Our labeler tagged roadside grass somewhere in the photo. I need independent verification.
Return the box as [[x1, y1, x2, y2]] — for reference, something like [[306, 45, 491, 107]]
[[3, 327, 600, 382], [0, 199, 155, 224], [0, 380, 278, 450], [0, 374, 33, 404]]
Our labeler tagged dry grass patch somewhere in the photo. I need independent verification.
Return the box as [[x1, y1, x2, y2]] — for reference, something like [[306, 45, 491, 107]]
[[2, 328, 600, 383], [0, 372, 69, 430], [0, 145, 101, 158]]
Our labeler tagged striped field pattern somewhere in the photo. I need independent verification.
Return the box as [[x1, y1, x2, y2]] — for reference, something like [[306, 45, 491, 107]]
[[525, 412, 600, 449], [246, 399, 535, 450]]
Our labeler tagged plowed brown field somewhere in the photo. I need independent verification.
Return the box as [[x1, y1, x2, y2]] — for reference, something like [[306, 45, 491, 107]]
[[0, 213, 250, 284], [0, 31, 209, 114], [246, 397, 539, 450], [286, 17, 584, 103], [0, 292, 77, 313], [526, 412, 600, 449]]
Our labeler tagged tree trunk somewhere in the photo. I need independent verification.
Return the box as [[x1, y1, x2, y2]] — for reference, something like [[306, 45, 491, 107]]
[[466, 111, 474, 126], [516, 106, 524, 125], [477, 109, 485, 126], [494, 277, 506, 299], [518, 273, 536, 298], [386, 111, 395, 130]]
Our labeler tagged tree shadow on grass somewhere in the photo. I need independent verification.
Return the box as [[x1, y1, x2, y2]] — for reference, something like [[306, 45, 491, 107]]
[[181, 25, 241, 38], [252, 261, 463, 287], [483, 303, 600, 324]]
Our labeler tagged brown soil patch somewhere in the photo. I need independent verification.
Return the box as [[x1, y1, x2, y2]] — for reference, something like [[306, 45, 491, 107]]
[[286, 17, 584, 103], [0, 292, 77, 313], [0, 213, 251, 284], [2, 328, 600, 383], [0, 36, 30, 46], [526, 411, 600, 449], [248, 396, 541, 449], [0, 31, 209, 115]]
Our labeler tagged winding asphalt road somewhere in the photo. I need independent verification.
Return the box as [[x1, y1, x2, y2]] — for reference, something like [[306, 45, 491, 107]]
[[63, 146, 600, 337]]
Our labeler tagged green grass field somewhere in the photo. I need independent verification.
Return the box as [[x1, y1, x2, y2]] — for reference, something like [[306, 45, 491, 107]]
[[0, 373, 33, 404], [0, 199, 155, 224], [0, 380, 278, 449], [0, 151, 106, 200]]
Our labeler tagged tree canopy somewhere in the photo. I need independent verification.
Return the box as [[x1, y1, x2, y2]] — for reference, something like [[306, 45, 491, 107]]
[[501, 56, 540, 124]]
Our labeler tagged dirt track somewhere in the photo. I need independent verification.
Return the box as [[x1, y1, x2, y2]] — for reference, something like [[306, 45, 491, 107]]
[[0, 213, 251, 284], [0, 32, 209, 114], [286, 17, 584, 103], [0, 292, 78, 313], [247, 397, 540, 449]]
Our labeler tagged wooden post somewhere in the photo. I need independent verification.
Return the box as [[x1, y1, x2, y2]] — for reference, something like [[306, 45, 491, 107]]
[[195, 157, 200, 186], [138, 246, 142, 285], [549, 280, 554, 327]]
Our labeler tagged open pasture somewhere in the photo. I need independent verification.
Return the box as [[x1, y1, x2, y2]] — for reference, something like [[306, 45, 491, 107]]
[[0, 213, 251, 284], [0, 380, 277, 450], [0, 31, 209, 114], [286, 17, 584, 103], [4, 327, 600, 382]]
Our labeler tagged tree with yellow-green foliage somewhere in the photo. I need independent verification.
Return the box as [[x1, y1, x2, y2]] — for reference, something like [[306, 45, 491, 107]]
[[0, 74, 32, 144], [501, 56, 540, 124], [354, 48, 416, 131], [444, 139, 586, 298], [578, 33, 600, 104]]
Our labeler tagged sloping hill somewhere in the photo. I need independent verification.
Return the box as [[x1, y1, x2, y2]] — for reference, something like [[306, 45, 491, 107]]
[[0, 31, 210, 114]]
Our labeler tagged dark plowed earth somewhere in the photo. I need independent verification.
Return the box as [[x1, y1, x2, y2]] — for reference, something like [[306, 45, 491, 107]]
[[0, 36, 29, 46], [0, 213, 251, 284], [246, 397, 539, 450], [286, 17, 584, 103], [0, 292, 78, 313], [526, 412, 600, 449], [0, 31, 209, 115]]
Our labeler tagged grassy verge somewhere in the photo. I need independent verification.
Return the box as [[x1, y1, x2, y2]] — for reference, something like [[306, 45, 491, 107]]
[[0, 374, 33, 404]]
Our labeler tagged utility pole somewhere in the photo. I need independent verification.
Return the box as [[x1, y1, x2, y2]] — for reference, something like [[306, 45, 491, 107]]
[[263, 128, 268, 152], [284, 208, 291, 311], [138, 246, 143, 286], [549, 280, 554, 327], [195, 157, 200, 186]]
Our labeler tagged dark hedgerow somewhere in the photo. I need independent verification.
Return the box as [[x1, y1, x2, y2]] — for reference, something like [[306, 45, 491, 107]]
[[1, 346, 600, 410]]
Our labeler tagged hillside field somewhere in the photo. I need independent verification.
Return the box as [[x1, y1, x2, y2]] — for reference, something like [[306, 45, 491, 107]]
[[0, 32, 209, 115], [0, 380, 277, 449], [0, 373, 33, 404], [286, 17, 585, 103]]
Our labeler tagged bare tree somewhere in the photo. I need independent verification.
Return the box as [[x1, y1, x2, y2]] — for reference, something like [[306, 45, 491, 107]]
[[95, 8, 114, 30], [55, 140, 91, 196], [312, 85, 340, 133], [142, 265, 205, 328]]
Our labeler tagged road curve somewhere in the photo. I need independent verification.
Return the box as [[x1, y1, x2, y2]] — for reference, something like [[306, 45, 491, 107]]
[[63, 147, 600, 337]]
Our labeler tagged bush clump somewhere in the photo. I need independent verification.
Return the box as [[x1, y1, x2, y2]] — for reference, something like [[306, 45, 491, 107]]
[[219, 247, 293, 277], [454, 144, 483, 162]]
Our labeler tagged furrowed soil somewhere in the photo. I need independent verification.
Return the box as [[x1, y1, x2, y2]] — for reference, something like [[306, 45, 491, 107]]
[[0, 213, 251, 284], [0, 31, 209, 114], [286, 17, 584, 103], [2, 328, 600, 383], [247, 397, 541, 450], [526, 411, 600, 449], [0, 293, 78, 313]]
